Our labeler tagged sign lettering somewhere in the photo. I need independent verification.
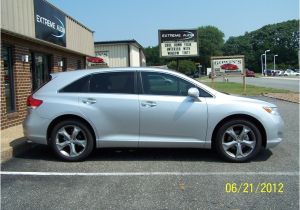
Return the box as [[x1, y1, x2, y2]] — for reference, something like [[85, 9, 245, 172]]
[[159, 29, 198, 58]]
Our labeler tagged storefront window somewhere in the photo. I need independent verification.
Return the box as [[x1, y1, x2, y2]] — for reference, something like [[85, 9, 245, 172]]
[[77, 60, 81, 69], [31, 53, 50, 91], [1, 46, 16, 113]]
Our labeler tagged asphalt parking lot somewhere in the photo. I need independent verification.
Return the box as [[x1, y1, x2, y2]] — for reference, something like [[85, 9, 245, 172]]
[[1, 96, 299, 210]]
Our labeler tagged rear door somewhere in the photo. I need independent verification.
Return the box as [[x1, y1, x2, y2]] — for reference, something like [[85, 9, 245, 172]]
[[77, 71, 139, 147]]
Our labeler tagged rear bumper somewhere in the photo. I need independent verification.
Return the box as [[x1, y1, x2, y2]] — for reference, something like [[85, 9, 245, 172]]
[[23, 109, 49, 145]]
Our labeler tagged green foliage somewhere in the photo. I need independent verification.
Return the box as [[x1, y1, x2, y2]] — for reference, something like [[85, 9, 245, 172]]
[[197, 26, 225, 68], [144, 46, 166, 66], [223, 20, 299, 72], [167, 60, 196, 75], [201, 81, 290, 95], [144, 46, 173, 66]]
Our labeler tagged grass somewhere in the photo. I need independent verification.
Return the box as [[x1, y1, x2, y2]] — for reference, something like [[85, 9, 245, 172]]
[[200, 81, 290, 96]]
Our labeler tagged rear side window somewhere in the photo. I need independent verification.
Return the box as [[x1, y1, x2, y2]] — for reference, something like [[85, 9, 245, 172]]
[[60, 75, 90, 93], [90, 72, 134, 94]]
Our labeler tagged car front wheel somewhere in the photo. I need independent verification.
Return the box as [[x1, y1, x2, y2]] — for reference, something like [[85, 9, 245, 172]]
[[50, 120, 94, 161], [215, 119, 262, 162]]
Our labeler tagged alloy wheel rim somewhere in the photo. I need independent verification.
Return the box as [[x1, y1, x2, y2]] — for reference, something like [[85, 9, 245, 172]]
[[55, 125, 87, 157], [222, 124, 256, 159]]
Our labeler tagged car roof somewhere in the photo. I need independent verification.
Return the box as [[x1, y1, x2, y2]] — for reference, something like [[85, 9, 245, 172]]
[[46, 67, 218, 96], [51, 67, 176, 77]]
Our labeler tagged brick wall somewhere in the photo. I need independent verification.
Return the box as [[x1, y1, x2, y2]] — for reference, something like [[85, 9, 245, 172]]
[[1, 33, 86, 130]]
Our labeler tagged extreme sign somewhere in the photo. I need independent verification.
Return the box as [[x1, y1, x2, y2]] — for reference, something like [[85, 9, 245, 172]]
[[34, 0, 66, 47], [159, 29, 198, 58]]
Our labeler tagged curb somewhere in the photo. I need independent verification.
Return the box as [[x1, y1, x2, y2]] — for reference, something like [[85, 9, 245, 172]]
[[1, 138, 37, 163], [262, 94, 299, 104]]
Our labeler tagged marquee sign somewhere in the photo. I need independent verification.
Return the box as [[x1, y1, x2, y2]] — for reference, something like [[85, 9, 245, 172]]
[[159, 29, 198, 58], [34, 0, 66, 47]]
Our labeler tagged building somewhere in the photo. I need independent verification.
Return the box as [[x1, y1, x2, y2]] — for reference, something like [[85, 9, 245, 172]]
[[1, 0, 94, 159], [93, 40, 146, 68]]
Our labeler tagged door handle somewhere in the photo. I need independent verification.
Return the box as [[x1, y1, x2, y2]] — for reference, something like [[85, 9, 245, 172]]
[[81, 98, 96, 104], [141, 101, 157, 107]]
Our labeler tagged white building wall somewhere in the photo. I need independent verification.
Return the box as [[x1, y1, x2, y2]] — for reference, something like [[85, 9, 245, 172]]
[[1, 0, 35, 38], [66, 17, 94, 56], [130, 45, 140, 67], [95, 44, 128, 67]]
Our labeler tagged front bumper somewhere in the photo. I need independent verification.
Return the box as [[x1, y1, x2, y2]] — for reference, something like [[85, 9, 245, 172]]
[[265, 114, 284, 149], [265, 138, 282, 149]]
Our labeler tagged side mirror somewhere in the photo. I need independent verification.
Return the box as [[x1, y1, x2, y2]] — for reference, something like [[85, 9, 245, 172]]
[[188, 87, 199, 98]]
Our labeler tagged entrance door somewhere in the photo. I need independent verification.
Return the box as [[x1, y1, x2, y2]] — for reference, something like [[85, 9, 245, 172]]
[[31, 53, 50, 91]]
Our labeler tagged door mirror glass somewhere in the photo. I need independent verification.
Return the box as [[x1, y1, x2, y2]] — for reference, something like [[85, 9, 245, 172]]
[[188, 87, 199, 98]]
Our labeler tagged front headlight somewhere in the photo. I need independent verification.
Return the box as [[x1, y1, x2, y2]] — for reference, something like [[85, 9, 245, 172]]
[[263, 107, 279, 115]]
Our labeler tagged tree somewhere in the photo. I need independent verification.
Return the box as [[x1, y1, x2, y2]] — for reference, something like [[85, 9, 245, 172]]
[[223, 20, 299, 72], [167, 60, 196, 75], [144, 46, 168, 66], [222, 35, 254, 70], [197, 26, 225, 68]]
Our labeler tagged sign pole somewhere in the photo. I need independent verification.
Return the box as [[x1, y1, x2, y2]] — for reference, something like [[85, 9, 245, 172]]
[[243, 57, 246, 94], [243, 75, 246, 94]]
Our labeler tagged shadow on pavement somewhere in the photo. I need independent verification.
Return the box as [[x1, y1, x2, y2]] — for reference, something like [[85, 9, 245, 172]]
[[11, 143, 273, 163]]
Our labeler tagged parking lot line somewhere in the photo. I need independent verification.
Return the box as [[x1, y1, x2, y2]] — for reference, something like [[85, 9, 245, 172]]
[[1, 171, 298, 176]]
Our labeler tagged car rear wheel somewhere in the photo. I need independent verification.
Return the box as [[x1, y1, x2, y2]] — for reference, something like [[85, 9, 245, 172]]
[[50, 120, 94, 161], [215, 119, 262, 162]]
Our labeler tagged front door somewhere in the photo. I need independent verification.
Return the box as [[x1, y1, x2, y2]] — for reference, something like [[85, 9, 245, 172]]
[[139, 71, 208, 147]]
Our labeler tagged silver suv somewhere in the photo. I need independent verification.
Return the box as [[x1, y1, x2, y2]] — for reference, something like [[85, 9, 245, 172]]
[[23, 68, 283, 162]]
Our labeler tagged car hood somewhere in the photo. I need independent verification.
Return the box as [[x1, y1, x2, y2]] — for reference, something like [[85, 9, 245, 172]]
[[217, 93, 276, 107]]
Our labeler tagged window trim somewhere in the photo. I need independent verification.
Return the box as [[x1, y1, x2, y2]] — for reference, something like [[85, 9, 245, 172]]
[[138, 71, 213, 97], [2, 45, 16, 113], [59, 71, 138, 95]]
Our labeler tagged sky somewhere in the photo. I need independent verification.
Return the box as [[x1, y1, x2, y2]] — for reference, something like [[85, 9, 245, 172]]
[[48, 0, 299, 47]]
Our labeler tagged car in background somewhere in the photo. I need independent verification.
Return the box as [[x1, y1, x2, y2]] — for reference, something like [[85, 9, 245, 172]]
[[284, 69, 300, 76], [24, 68, 284, 163], [263, 70, 272, 76], [246, 70, 255, 77], [276, 70, 285, 77]]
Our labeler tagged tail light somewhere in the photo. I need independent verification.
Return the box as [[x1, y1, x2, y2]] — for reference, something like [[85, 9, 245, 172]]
[[27, 95, 43, 108]]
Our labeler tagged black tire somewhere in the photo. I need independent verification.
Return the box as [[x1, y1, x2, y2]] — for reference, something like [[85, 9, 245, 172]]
[[215, 119, 262, 162], [50, 119, 94, 161]]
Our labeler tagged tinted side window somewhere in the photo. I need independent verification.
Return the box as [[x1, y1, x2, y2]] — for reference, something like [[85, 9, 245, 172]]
[[142, 72, 179, 95], [90, 72, 134, 94], [60, 75, 90, 93], [141, 72, 212, 97]]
